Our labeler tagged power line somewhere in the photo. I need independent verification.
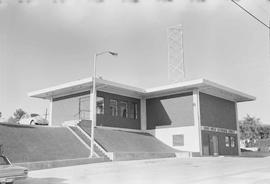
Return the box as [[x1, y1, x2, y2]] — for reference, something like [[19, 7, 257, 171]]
[[231, 0, 270, 30]]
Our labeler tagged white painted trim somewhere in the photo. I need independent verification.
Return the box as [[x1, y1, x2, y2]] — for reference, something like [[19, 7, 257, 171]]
[[201, 126, 238, 134], [144, 89, 193, 99], [202, 79, 256, 102], [28, 77, 93, 98], [28, 77, 145, 99], [67, 126, 99, 158], [140, 98, 147, 131], [193, 89, 202, 156], [235, 103, 241, 156], [67, 127, 90, 150], [76, 126, 113, 160], [28, 78, 255, 103], [49, 97, 53, 126]]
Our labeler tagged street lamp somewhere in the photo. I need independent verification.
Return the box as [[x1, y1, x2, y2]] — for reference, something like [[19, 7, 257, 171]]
[[90, 51, 118, 158]]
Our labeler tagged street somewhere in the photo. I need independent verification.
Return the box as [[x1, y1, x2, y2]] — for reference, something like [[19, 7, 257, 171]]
[[17, 157, 270, 184]]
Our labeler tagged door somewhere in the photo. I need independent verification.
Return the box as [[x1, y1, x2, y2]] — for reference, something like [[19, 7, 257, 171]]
[[209, 135, 219, 156]]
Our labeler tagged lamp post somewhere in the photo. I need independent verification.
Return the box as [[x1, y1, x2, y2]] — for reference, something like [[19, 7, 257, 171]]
[[90, 51, 118, 158]]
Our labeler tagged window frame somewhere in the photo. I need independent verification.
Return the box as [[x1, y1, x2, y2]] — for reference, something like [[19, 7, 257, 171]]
[[109, 99, 118, 117], [129, 102, 138, 120], [96, 96, 105, 115], [225, 136, 230, 147], [118, 101, 128, 118], [230, 136, 235, 148]]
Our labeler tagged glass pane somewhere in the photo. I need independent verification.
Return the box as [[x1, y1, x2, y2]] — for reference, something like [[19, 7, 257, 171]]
[[129, 103, 134, 119], [96, 97, 104, 114], [225, 136, 230, 147], [129, 102, 138, 120], [118, 101, 128, 118], [110, 99, 117, 116], [230, 137, 235, 147], [78, 96, 90, 120], [134, 103, 138, 119]]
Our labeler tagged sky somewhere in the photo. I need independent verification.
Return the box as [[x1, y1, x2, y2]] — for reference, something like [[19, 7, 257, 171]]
[[0, 0, 270, 123]]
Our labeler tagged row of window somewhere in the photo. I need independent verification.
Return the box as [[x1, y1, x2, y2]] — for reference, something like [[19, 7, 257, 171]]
[[225, 136, 235, 148], [96, 97, 138, 120]]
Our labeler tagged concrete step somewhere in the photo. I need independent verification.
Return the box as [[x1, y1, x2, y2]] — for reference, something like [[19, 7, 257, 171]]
[[69, 126, 110, 160]]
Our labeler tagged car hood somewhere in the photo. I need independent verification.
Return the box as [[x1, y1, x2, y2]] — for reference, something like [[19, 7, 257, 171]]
[[0, 165, 27, 178]]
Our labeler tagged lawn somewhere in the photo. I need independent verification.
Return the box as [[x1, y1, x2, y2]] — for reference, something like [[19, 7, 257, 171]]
[[0, 123, 89, 163]]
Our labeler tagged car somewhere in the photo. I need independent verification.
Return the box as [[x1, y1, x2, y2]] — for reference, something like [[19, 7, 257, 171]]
[[19, 113, 49, 126], [0, 154, 28, 184]]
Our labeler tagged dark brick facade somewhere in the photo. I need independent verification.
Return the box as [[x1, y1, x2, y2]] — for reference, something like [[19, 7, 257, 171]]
[[199, 92, 237, 130], [199, 92, 238, 155]]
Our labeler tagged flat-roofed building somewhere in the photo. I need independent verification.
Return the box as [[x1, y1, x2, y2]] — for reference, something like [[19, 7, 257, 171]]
[[29, 78, 255, 156]]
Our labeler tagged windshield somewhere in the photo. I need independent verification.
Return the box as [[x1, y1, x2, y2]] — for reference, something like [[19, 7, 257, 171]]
[[30, 114, 39, 117]]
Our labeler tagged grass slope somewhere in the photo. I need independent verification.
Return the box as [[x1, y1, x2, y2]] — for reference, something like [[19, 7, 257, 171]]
[[0, 123, 89, 163], [79, 120, 178, 153]]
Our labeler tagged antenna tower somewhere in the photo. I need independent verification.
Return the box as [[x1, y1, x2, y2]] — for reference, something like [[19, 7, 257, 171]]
[[167, 25, 185, 83]]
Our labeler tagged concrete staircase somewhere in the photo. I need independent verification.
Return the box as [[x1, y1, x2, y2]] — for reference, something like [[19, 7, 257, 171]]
[[76, 120, 182, 161], [68, 125, 112, 161]]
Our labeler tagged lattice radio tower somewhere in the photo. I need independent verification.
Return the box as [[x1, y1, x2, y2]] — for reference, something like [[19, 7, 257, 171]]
[[167, 25, 185, 83]]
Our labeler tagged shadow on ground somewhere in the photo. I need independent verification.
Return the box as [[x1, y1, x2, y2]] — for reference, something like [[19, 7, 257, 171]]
[[17, 177, 67, 184]]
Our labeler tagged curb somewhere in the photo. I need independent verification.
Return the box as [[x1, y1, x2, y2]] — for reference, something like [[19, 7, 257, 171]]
[[15, 157, 110, 171]]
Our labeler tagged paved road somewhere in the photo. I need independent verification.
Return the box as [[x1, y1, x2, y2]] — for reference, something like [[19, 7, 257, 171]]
[[17, 157, 270, 184]]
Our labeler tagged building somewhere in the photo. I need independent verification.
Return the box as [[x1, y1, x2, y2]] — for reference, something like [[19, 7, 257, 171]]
[[28, 78, 255, 156]]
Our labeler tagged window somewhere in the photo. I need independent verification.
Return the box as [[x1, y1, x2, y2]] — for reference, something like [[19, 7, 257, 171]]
[[173, 134, 184, 146], [118, 101, 128, 118], [78, 96, 90, 120], [110, 99, 117, 116], [225, 136, 230, 147], [129, 102, 138, 120], [96, 97, 104, 114], [230, 137, 235, 148]]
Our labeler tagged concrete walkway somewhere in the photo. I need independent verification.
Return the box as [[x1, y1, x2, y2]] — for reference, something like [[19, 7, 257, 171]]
[[17, 157, 270, 184]]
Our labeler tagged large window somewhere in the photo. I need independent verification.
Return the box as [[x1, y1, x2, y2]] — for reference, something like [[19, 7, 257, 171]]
[[129, 102, 138, 120], [118, 101, 128, 118], [78, 96, 90, 120], [110, 99, 117, 116], [96, 97, 104, 114]]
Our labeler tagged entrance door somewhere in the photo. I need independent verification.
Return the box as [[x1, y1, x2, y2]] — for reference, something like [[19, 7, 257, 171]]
[[209, 135, 219, 156]]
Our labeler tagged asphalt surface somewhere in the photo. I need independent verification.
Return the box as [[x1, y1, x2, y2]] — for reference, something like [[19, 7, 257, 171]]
[[17, 157, 270, 184]]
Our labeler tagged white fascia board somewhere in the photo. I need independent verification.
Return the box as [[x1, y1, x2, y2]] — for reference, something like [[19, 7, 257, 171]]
[[95, 78, 145, 94], [202, 79, 256, 102], [28, 77, 93, 99], [144, 78, 255, 102], [28, 77, 145, 99], [28, 77, 256, 103], [145, 79, 204, 93]]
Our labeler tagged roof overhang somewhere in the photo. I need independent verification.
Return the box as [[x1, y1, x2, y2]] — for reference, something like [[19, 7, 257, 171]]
[[28, 77, 145, 100], [145, 79, 255, 102], [28, 78, 255, 102]]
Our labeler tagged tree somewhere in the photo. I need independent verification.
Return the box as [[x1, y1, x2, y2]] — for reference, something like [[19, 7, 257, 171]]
[[13, 109, 26, 122], [7, 116, 16, 124], [239, 114, 270, 147]]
